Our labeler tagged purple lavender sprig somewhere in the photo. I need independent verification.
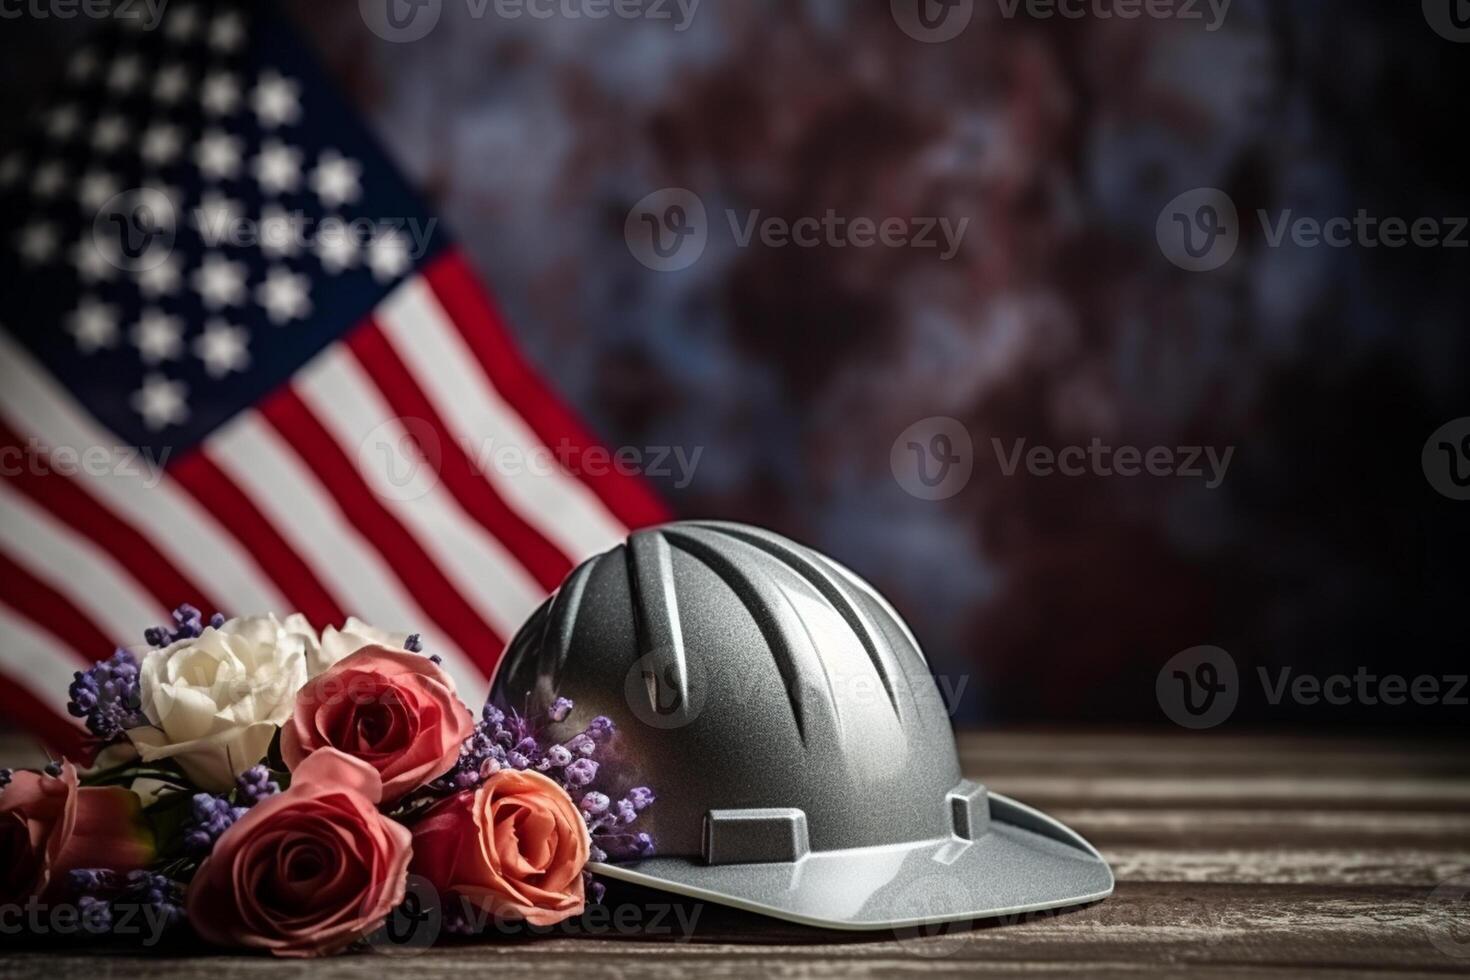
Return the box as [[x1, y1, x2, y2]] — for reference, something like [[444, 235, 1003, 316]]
[[432, 697, 656, 898], [181, 766, 281, 857], [67, 648, 145, 740], [182, 794, 247, 856], [0, 768, 12, 792], [68, 869, 185, 937], [143, 603, 225, 649]]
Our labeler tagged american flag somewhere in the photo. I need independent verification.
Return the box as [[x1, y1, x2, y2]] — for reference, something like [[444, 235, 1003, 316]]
[[0, 2, 667, 752]]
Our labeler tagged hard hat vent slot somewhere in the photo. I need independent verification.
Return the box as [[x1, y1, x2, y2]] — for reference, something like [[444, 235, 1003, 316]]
[[703, 808, 811, 865]]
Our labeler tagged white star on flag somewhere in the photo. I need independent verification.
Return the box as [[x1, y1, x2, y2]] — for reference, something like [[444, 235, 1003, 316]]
[[106, 54, 145, 94], [67, 298, 120, 353], [138, 255, 184, 298], [310, 149, 363, 208], [45, 105, 82, 142], [194, 319, 252, 377], [369, 228, 412, 282], [256, 266, 313, 324], [314, 218, 360, 273], [252, 140, 303, 195], [153, 64, 192, 104], [201, 72, 243, 117], [77, 171, 121, 212], [131, 373, 190, 430], [15, 222, 60, 265], [252, 71, 303, 128], [132, 310, 186, 364], [193, 254, 248, 308], [140, 123, 186, 167], [92, 115, 132, 154], [195, 130, 245, 181], [72, 238, 120, 284], [31, 161, 67, 197], [259, 204, 304, 259]]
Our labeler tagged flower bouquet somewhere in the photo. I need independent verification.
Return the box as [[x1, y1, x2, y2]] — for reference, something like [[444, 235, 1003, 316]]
[[0, 605, 654, 957]]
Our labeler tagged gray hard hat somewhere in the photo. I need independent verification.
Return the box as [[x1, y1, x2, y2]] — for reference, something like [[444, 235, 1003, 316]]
[[491, 520, 1113, 930]]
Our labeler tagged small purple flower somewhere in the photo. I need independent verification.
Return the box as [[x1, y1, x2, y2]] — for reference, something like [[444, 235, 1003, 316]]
[[124, 871, 185, 930], [548, 697, 573, 722], [565, 757, 599, 786], [580, 791, 610, 815], [67, 648, 145, 741], [507, 751, 531, 770], [44, 761, 62, 777], [0, 768, 11, 791], [627, 786, 655, 811], [78, 895, 112, 933], [235, 766, 279, 807], [616, 799, 638, 824], [544, 745, 572, 768], [565, 733, 595, 756], [183, 793, 246, 856], [404, 633, 423, 653], [586, 716, 615, 741], [585, 873, 606, 905]]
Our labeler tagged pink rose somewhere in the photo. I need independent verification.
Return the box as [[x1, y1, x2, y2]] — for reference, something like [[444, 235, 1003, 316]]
[[0, 762, 154, 903], [187, 749, 411, 957], [410, 769, 589, 927], [281, 646, 474, 803]]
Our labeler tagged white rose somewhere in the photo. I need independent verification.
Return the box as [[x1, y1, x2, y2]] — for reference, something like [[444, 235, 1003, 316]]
[[127, 613, 317, 791], [311, 616, 418, 676]]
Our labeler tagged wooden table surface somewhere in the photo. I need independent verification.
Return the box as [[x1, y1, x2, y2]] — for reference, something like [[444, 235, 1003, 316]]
[[3, 731, 1468, 978]]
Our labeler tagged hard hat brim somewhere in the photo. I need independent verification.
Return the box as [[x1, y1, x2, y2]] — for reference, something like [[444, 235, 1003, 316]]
[[589, 792, 1114, 931]]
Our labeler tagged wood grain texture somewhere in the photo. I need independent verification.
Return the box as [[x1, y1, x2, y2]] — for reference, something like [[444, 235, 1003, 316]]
[[2, 731, 1468, 978]]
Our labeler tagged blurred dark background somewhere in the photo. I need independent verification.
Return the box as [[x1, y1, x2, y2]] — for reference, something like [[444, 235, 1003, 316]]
[[3, 0, 1468, 729]]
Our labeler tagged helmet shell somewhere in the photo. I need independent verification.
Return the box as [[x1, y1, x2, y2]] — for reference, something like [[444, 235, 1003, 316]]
[[492, 520, 963, 857]]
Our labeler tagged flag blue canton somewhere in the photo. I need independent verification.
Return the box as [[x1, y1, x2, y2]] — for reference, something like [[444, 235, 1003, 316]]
[[0, 1, 449, 455]]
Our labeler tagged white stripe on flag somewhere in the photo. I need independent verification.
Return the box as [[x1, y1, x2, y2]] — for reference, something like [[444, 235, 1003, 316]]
[[0, 478, 167, 643], [0, 604, 92, 721], [205, 412, 489, 700], [0, 332, 290, 615], [377, 277, 627, 561], [294, 346, 545, 641]]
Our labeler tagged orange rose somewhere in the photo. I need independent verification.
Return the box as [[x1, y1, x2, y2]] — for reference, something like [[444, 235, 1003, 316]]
[[410, 769, 589, 927], [281, 646, 474, 803], [0, 762, 154, 903]]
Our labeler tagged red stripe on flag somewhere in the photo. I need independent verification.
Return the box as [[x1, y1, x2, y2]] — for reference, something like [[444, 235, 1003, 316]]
[[345, 321, 572, 592], [0, 674, 86, 760], [421, 248, 671, 530], [169, 448, 348, 627], [0, 419, 214, 616], [257, 384, 505, 677], [0, 552, 116, 663]]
